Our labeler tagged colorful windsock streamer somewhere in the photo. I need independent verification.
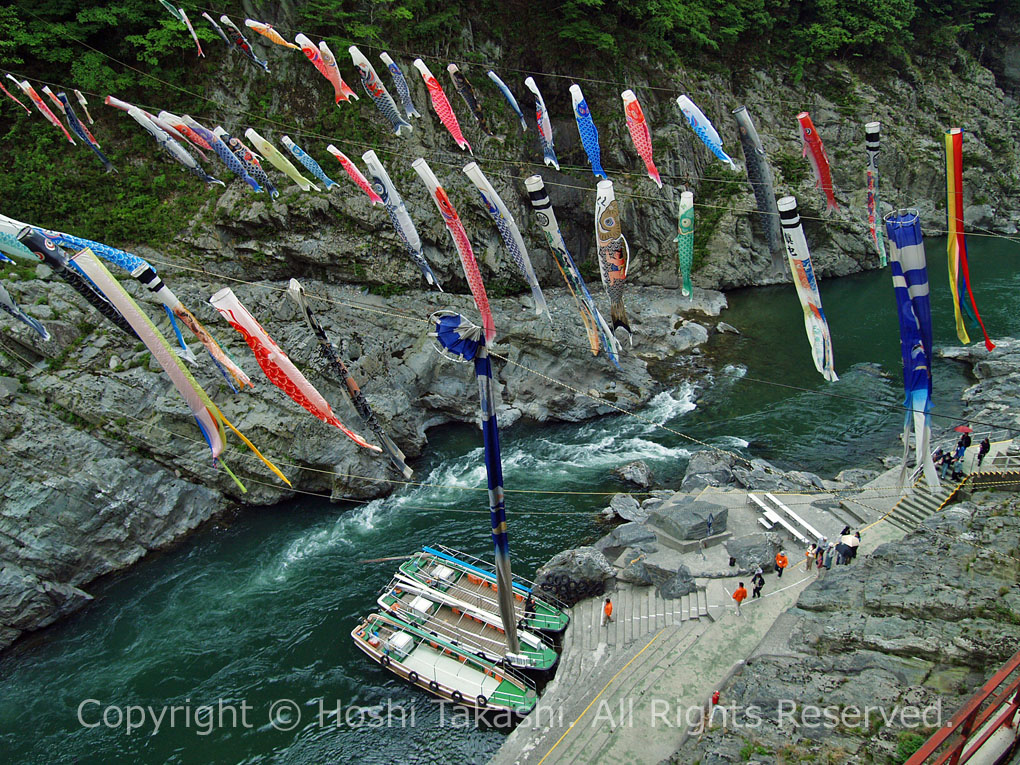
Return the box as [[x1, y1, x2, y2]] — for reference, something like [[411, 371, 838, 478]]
[[327, 146, 381, 204], [220, 15, 269, 72], [524, 77, 558, 169], [121, 106, 223, 187], [362, 150, 440, 289], [945, 128, 994, 351], [157, 110, 212, 159], [245, 19, 300, 49], [13, 77, 75, 144], [487, 70, 526, 131], [282, 136, 337, 190], [319, 42, 359, 101], [448, 64, 493, 136], [778, 196, 837, 382], [184, 116, 261, 192], [57, 92, 115, 173], [733, 105, 783, 264], [295, 34, 351, 104], [797, 112, 838, 212], [885, 209, 940, 489], [413, 158, 494, 342], [350, 46, 412, 135], [288, 279, 412, 479], [214, 127, 277, 199], [380, 52, 420, 119], [202, 12, 232, 46], [677, 95, 735, 168], [570, 84, 606, 179], [0, 282, 50, 340], [244, 128, 319, 192], [865, 122, 887, 267], [210, 287, 380, 452], [73, 249, 289, 491], [413, 59, 471, 152], [179, 9, 204, 58], [525, 174, 620, 368], [463, 161, 547, 318], [595, 180, 632, 343], [430, 311, 519, 653], [74, 90, 94, 124], [0, 77, 31, 115], [621, 89, 661, 188], [676, 191, 695, 298]]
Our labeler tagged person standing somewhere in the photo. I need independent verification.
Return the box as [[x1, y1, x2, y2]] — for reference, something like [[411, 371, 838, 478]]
[[751, 569, 765, 599], [775, 551, 788, 579], [805, 545, 816, 572], [732, 582, 748, 616], [706, 513, 714, 539], [823, 543, 835, 571], [978, 437, 991, 468], [602, 598, 614, 626]]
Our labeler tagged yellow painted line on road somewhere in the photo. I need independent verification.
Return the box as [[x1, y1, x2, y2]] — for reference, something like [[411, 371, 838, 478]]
[[536, 627, 667, 765]]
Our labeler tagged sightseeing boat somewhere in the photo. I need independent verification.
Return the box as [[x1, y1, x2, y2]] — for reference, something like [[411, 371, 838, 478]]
[[400, 545, 570, 635], [377, 575, 559, 672], [351, 611, 538, 716]]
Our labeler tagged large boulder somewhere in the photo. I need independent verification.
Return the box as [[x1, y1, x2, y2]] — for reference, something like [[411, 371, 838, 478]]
[[617, 556, 655, 586], [681, 450, 737, 491], [594, 522, 658, 560], [657, 565, 696, 600], [648, 499, 728, 540], [725, 532, 783, 574], [534, 546, 616, 606], [605, 493, 647, 523], [613, 460, 654, 488]]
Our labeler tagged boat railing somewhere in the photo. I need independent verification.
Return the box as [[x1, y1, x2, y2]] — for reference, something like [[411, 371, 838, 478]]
[[425, 544, 571, 612]]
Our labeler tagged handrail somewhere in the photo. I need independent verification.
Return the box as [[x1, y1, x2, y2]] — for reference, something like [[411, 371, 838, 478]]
[[906, 648, 1020, 764]]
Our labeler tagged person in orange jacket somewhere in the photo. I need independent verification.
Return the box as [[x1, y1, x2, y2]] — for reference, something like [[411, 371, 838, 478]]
[[602, 598, 614, 626], [732, 582, 747, 615], [775, 551, 788, 578]]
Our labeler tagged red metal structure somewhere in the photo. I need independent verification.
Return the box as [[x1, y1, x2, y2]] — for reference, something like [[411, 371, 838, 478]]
[[907, 649, 1020, 764]]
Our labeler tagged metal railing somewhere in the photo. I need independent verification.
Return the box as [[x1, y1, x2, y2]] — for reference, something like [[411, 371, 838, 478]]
[[906, 649, 1020, 764]]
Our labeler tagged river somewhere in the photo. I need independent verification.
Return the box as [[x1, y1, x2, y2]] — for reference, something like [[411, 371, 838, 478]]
[[2, 235, 1018, 763]]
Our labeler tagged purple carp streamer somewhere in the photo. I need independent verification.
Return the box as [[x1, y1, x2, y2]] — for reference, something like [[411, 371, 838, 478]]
[[778, 196, 837, 382], [569, 84, 606, 179], [524, 77, 559, 169], [380, 52, 421, 119], [0, 282, 50, 340], [46, 87, 98, 146], [413, 158, 495, 342], [525, 175, 620, 368], [447, 64, 494, 137], [202, 12, 232, 46], [214, 127, 278, 199], [733, 105, 783, 265], [72, 248, 289, 491], [463, 161, 547, 318], [595, 180, 632, 342], [184, 115, 262, 192], [350, 46, 412, 136], [287, 279, 413, 479], [413, 59, 471, 153], [210, 287, 380, 452], [487, 70, 526, 132], [362, 150, 440, 289], [621, 89, 661, 188], [245, 19, 300, 49], [676, 95, 736, 168], [220, 15, 269, 72], [57, 92, 115, 173], [243, 128, 319, 192], [282, 136, 338, 190]]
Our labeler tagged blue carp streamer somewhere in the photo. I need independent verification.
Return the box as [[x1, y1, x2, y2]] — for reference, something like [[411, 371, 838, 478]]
[[569, 84, 606, 179], [380, 52, 421, 120], [487, 71, 526, 132], [281, 136, 338, 190], [58, 93, 115, 173]]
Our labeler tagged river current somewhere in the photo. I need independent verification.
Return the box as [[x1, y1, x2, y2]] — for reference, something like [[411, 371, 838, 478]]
[[2, 236, 1019, 763]]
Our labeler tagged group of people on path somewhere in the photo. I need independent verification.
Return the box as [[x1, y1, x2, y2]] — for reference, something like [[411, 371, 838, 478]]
[[732, 528, 864, 615], [936, 433, 991, 480]]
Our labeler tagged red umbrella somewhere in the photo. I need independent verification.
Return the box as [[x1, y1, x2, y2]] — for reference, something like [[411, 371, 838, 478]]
[[954, 425, 974, 433]]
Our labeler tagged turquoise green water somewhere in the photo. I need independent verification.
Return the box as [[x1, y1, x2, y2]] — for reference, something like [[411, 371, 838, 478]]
[[2, 235, 1018, 763]]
